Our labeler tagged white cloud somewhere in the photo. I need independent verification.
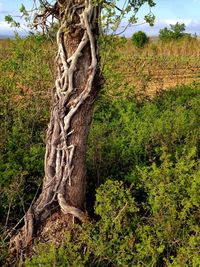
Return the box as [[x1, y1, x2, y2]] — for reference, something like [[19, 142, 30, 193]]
[[0, 21, 13, 34], [162, 18, 199, 26], [0, 21, 29, 36]]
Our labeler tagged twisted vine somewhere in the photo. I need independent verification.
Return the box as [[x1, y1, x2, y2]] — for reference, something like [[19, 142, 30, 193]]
[[10, 0, 100, 252], [46, 0, 98, 216]]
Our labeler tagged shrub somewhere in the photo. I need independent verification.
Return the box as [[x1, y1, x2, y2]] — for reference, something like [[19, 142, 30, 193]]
[[131, 31, 149, 48], [159, 22, 191, 41], [0, 35, 54, 227], [87, 84, 200, 186], [1, 33, 200, 267], [26, 149, 200, 266]]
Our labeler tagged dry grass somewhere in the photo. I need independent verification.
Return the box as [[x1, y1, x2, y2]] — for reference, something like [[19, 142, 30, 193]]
[[112, 38, 200, 97], [1, 36, 200, 99]]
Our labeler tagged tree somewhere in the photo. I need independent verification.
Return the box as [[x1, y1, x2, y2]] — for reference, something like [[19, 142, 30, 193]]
[[131, 31, 149, 48], [159, 22, 190, 41], [10, 0, 155, 253]]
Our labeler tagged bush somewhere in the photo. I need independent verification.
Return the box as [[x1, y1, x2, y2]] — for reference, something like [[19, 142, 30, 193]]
[[159, 22, 191, 41], [1, 34, 200, 267], [131, 31, 149, 48], [0, 35, 54, 227], [87, 84, 200, 186], [26, 148, 200, 266]]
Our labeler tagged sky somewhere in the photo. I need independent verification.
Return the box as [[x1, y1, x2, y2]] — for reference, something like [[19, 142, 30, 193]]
[[0, 0, 200, 36]]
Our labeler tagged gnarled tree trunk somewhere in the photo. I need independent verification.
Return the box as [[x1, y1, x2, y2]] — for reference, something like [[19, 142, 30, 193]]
[[11, 0, 102, 251]]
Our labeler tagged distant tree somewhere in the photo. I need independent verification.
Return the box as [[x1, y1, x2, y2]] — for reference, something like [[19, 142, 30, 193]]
[[132, 31, 149, 48], [159, 22, 191, 41], [170, 22, 185, 36]]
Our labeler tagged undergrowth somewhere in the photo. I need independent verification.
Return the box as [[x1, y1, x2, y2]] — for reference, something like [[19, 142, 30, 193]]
[[0, 35, 199, 266]]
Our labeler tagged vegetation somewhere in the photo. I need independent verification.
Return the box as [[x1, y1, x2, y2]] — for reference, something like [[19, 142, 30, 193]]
[[6, 0, 158, 253], [131, 31, 149, 48], [159, 22, 192, 41], [0, 34, 200, 266], [25, 79, 200, 266], [109, 37, 200, 96]]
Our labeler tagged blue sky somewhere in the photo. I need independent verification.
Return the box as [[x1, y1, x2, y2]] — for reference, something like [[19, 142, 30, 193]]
[[0, 0, 200, 36]]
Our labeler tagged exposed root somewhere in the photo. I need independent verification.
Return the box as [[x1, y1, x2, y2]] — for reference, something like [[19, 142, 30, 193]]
[[57, 193, 87, 222], [9, 210, 34, 254]]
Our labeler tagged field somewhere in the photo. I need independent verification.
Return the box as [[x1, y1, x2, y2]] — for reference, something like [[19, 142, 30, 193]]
[[0, 35, 200, 266], [107, 37, 200, 97]]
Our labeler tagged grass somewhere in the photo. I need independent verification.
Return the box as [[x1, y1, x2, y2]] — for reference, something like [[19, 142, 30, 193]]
[[108, 37, 200, 97]]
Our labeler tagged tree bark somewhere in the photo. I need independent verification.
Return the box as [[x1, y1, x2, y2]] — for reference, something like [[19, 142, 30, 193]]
[[10, 0, 102, 252]]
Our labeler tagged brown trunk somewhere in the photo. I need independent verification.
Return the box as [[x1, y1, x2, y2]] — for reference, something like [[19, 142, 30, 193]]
[[10, 0, 102, 252]]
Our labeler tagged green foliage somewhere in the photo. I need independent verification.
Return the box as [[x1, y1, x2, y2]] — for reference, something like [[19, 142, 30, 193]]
[[0, 21, 200, 267], [136, 147, 200, 263], [87, 84, 200, 186], [97, 0, 155, 35], [26, 150, 200, 266], [19, 4, 28, 16], [131, 31, 149, 48], [5, 15, 20, 28], [159, 22, 191, 41], [25, 180, 139, 266], [0, 35, 54, 227]]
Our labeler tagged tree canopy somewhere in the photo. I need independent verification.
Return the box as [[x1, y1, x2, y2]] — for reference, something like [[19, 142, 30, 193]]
[[159, 22, 191, 41], [5, 0, 156, 36]]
